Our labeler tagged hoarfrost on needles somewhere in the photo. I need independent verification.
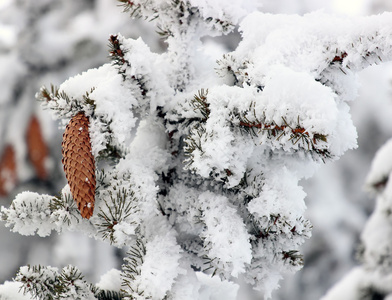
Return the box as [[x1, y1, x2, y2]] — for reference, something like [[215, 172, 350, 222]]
[[137, 234, 185, 299], [59, 63, 138, 149], [4, 2, 392, 299], [199, 191, 252, 277]]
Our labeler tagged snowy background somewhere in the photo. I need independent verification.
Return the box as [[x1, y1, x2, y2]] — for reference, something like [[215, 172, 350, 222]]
[[1, 0, 392, 299]]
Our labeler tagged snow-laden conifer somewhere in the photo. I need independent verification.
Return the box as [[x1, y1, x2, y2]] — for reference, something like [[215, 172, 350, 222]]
[[2, 1, 392, 299], [321, 139, 392, 299]]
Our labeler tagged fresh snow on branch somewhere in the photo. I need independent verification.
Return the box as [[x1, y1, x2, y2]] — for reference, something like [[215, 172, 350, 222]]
[[2, 3, 392, 299]]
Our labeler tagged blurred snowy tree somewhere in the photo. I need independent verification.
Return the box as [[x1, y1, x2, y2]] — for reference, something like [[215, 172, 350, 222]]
[[0, 0, 160, 289], [1, 0, 392, 299], [321, 138, 392, 300]]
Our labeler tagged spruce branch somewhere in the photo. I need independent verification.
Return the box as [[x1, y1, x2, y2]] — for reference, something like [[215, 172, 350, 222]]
[[108, 34, 150, 103], [16, 265, 97, 300], [282, 250, 304, 267], [250, 214, 312, 246], [237, 109, 331, 160], [216, 54, 252, 87], [121, 239, 146, 299], [183, 123, 206, 168], [156, 25, 173, 38], [37, 84, 96, 119], [16, 265, 60, 300], [117, 0, 147, 20], [96, 187, 138, 244], [1, 192, 56, 236], [190, 89, 209, 121], [58, 265, 97, 299], [201, 255, 219, 277], [117, 0, 235, 37], [108, 35, 128, 74], [37, 84, 60, 102], [95, 290, 124, 300], [49, 194, 79, 226]]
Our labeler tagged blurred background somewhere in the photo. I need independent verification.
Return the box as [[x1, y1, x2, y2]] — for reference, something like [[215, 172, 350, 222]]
[[0, 0, 391, 299]]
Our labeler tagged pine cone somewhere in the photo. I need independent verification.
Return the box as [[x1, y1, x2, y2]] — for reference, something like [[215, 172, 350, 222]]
[[26, 115, 48, 180], [62, 112, 96, 219], [0, 145, 17, 196]]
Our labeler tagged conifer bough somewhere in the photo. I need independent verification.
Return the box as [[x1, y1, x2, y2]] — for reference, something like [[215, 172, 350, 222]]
[[61, 112, 96, 219]]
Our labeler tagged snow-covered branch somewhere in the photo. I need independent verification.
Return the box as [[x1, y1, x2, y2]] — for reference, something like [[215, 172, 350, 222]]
[[2, 3, 392, 299]]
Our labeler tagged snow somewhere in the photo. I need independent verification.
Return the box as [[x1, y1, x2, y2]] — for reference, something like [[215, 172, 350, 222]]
[[196, 271, 239, 300], [3, 1, 392, 300], [96, 268, 122, 292], [1, 191, 54, 237], [247, 167, 307, 224], [365, 138, 392, 192], [189, 0, 261, 26], [111, 221, 138, 246], [237, 11, 392, 84], [137, 233, 185, 299], [260, 65, 338, 135], [59, 63, 138, 152], [119, 35, 172, 113], [0, 281, 33, 300], [320, 267, 366, 300], [129, 118, 168, 160], [199, 191, 252, 277], [186, 86, 256, 186]]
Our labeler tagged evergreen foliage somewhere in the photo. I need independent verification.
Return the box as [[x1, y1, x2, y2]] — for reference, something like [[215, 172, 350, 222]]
[[2, 1, 392, 299]]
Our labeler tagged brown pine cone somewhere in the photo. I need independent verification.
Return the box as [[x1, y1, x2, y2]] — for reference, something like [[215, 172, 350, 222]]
[[26, 115, 48, 180], [62, 112, 96, 219], [0, 145, 17, 196]]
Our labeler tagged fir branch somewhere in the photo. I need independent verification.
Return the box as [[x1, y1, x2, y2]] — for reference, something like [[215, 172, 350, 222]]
[[108, 35, 127, 71], [121, 239, 146, 299], [91, 115, 127, 163], [37, 84, 60, 102], [190, 89, 209, 121], [250, 214, 312, 244], [216, 54, 252, 87], [117, 1, 144, 19], [16, 265, 97, 300], [95, 290, 124, 300], [37, 84, 96, 119], [156, 25, 173, 38], [96, 187, 138, 244], [118, 0, 234, 36], [201, 255, 219, 277], [107, 35, 149, 101], [1, 192, 56, 237], [183, 123, 206, 168], [49, 194, 79, 226], [16, 265, 60, 300], [238, 109, 331, 160], [96, 169, 109, 190], [282, 250, 304, 267], [58, 265, 96, 299]]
